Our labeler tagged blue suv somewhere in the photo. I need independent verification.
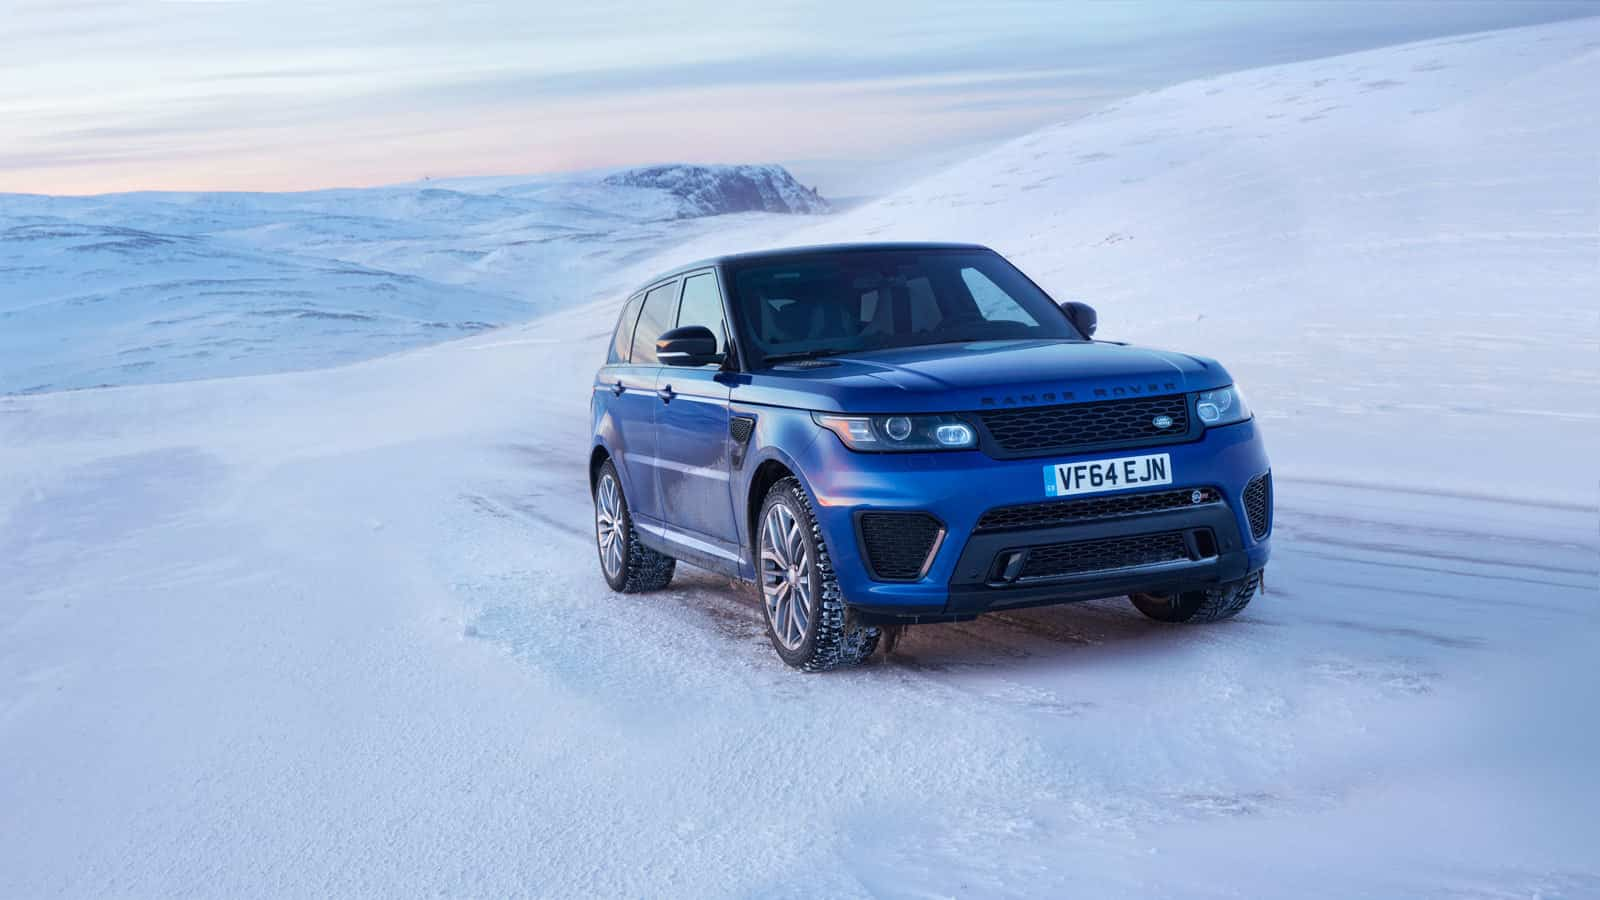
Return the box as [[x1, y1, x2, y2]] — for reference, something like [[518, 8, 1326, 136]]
[[590, 243, 1271, 670]]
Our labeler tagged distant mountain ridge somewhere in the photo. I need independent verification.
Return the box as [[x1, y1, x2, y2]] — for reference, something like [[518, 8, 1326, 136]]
[[0, 163, 830, 393], [601, 164, 829, 217]]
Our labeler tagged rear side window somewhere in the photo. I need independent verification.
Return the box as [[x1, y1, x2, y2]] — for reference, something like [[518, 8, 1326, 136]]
[[607, 293, 644, 364], [630, 280, 680, 365], [675, 272, 726, 353]]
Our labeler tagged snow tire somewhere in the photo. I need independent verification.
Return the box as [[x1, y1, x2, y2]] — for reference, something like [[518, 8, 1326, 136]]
[[1129, 569, 1262, 623], [757, 477, 879, 671], [594, 459, 675, 593]]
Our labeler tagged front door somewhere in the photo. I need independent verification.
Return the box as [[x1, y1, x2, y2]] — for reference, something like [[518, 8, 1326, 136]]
[[614, 278, 680, 520], [652, 271, 740, 549]]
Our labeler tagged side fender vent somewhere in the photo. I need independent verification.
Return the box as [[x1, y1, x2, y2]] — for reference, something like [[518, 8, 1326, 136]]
[[730, 415, 756, 469]]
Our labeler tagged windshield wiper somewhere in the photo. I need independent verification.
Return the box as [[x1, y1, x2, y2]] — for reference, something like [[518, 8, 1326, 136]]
[[909, 336, 988, 347], [761, 348, 849, 365]]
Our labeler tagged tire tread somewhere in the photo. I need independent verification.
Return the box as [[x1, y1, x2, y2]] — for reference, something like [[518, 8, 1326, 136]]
[[595, 459, 675, 593], [1130, 570, 1260, 623], [763, 478, 879, 671]]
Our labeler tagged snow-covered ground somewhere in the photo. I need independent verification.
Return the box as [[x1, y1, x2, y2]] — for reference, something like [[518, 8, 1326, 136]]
[[3, 19, 1598, 899]]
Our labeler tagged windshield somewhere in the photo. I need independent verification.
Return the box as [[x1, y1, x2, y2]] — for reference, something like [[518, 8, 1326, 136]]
[[726, 249, 1082, 367]]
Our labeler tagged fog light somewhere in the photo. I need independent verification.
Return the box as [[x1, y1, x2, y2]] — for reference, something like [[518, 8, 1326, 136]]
[[996, 550, 1026, 583], [935, 423, 975, 446]]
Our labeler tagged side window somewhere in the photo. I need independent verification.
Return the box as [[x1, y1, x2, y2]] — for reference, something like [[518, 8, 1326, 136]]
[[675, 273, 726, 353], [961, 267, 1039, 325], [630, 280, 680, 365], [608, 293, 644, 364]]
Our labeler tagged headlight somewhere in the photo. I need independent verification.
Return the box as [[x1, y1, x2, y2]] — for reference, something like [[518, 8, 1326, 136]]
[[812, 412, 978, 451], [1195, 385, 1251, 427]]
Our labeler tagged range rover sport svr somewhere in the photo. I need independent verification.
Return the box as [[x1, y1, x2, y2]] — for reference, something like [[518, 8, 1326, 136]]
[[589, 243, 1271, 670]]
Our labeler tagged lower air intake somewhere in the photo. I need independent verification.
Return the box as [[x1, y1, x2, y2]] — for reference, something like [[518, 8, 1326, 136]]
[[975, 486, 1219, 532], [858, 512, 944, 581], [1243, 473, 1272, 540], [1015, 531, 1191, 582]]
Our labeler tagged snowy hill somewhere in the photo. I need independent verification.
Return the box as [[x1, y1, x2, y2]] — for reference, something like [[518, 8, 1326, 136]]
[[0, 164, 825, 393], [0, 221, 522, 393], [3, 19, 1598, 900], [659, 21, 1600, 504]]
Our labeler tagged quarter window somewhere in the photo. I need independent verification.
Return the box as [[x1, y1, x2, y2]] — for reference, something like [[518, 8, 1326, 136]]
[[630, 280, 681, 365]]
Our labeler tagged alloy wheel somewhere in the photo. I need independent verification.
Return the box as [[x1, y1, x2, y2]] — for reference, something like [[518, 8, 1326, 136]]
[[760, 503, 811, 651], [595, 473, 624, 578]]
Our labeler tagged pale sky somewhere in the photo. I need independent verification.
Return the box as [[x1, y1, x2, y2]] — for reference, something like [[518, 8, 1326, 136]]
[[2, 0, 1593, 196]]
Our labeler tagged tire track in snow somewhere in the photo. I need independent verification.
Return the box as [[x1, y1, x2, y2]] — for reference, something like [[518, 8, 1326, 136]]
[[441, 383, 1600, 895]]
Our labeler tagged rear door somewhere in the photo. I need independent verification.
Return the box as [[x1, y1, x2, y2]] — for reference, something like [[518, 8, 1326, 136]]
[[610, 278, 679, 520], [651, 271, 739, 552]]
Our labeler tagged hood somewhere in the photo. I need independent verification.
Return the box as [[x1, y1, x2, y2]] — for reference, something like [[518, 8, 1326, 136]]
[[742, 339, 1232, 414]]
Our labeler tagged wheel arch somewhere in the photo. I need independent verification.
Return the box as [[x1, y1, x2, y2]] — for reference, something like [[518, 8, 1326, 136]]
[[742, 444, 826, 567], [589, 442, 612, 493], [746, 458, 795, 563]]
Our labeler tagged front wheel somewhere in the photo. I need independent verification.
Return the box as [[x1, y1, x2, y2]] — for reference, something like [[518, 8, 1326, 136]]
[[1130, 570, 1262, 623], [756, 478, 878, 671], [593, 459, 675, 593]]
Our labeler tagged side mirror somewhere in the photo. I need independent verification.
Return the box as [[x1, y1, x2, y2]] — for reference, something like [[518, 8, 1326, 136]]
[[657, 325, 722, 366], [1060, 301, 1097, 338]]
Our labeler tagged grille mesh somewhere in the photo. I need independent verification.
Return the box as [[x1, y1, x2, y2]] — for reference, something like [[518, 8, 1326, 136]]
[[1017, 531, 1190, 581], [976, 487, 1219, 533], [1243, 473, 1272, 540], [858, 512, 943, 581], [977, 394, 1189, 456]]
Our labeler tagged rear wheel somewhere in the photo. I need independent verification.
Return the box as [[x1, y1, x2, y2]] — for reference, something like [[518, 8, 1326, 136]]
[[593, 459, 675, 593], [1130, 570, 1261, 623], [757, 478, 878, 671]]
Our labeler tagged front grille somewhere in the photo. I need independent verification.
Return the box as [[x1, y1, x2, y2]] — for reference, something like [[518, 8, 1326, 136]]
[[1243, 472, 1272, 540], [976, 486, 1219, 533], [1017, 531, 1190, 581], [858, 512, 944, 581], [976, 394, 1190, 457]]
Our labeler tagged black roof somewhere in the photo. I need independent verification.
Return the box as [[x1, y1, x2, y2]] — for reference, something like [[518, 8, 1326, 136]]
[[638, 242, 994, 288]]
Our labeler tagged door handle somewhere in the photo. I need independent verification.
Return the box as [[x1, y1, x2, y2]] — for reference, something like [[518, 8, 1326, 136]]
[[656, 385, 675, 403], [609, 381, 625, 396]]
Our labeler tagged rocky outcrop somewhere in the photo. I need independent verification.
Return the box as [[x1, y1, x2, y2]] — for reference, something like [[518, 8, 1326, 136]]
[[601, 164, 829, 217]]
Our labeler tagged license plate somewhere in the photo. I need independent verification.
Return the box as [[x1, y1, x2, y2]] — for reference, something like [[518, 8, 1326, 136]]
[[1044, 453, 1173, 497]]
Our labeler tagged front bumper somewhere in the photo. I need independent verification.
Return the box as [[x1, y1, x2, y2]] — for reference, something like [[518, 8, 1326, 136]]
[[793, 418, 1272, 620]]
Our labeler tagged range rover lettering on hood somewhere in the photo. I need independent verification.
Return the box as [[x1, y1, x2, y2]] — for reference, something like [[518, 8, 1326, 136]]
[[980, 381, 1180, 407]]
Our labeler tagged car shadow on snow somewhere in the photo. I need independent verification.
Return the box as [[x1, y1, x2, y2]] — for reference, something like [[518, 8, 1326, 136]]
[[479, 484, 1244, 675], [663, 565, 1211, 674], [882, 600, 1224, 673]]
